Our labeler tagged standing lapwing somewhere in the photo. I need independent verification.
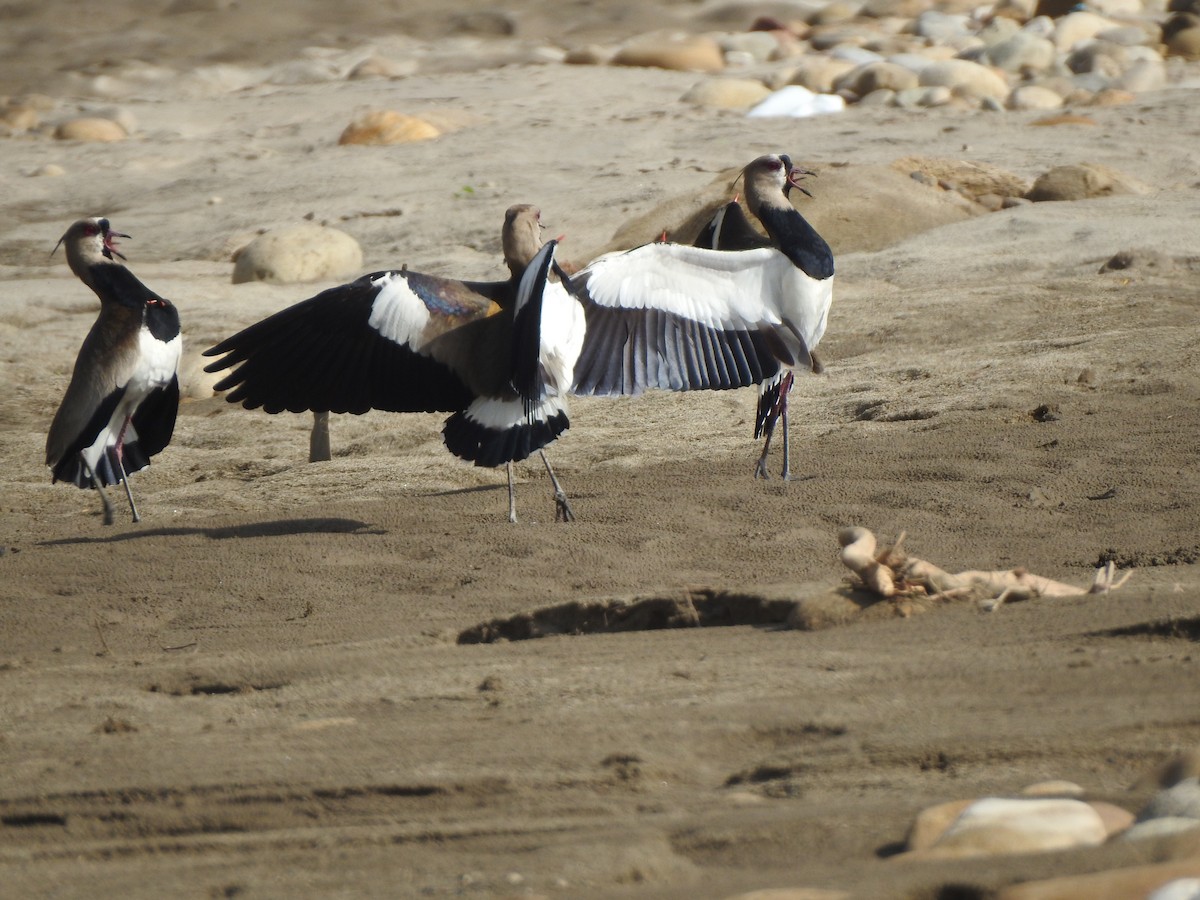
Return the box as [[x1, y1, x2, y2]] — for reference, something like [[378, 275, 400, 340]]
[[690, 156, 833, 480], [203, 205, 583, 523], [46, 217, 182, 525], [567, 154, 833, 482]]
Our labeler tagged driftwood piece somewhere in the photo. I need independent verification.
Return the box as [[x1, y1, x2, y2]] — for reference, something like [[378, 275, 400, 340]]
[[837, 526, 1131, 612]]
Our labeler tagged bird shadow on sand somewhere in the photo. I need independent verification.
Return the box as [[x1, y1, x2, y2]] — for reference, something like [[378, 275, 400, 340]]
[[39, 517, 384, 546]]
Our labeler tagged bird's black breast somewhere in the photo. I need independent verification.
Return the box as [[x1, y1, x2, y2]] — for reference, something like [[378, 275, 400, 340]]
[[757, 205, 835, 281], [145, 298, 181, 342]]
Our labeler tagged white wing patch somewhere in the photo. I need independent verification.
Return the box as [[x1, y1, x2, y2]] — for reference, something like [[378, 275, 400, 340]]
[[578, 244, 790, 329], [539, 282, 586, 393], [367, 273, 431, 348]]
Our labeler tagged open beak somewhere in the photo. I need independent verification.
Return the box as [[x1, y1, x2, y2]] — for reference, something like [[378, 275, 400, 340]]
[[785, 164, 816, 200], [102, 228, 130, 261]]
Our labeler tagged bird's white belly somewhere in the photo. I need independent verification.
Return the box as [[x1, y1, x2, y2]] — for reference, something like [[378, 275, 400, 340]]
[[82, 330, 181, 465]]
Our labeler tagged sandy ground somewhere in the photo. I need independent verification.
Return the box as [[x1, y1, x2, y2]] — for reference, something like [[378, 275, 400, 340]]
[[3, 3, 1200, 897]]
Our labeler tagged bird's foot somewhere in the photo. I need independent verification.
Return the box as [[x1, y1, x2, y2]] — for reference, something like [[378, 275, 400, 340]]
[[554, 491, 575, 523], [754, 460, 770, 480]]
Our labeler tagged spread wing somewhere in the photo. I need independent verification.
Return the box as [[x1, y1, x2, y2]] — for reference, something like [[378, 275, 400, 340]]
[[202, 270, 503, 414], [566, 242, 788, 396]]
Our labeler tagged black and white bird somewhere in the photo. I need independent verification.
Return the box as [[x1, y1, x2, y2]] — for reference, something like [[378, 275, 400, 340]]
[[566, 154, 833, 481], [206, 159, 832, 519], [203, 205, 583, 523], [46, 217, 182, 525], [689, 156, 833, 479]]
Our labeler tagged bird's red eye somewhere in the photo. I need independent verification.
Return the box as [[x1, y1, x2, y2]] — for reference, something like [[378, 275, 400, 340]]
[[766, 159, 782, 171], [82, 223, 99, 236]]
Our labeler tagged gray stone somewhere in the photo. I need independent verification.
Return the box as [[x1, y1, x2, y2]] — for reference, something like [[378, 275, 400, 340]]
[[718, 31, 782, 63], [977, 17, 1022, 47], [1140, 778, 1200, 822], [985, 33, 1057, 72], [1124, 817, 1200, 841], [913, 11, 973, 43]]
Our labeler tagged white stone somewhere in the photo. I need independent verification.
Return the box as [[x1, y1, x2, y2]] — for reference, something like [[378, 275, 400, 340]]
[[747, 85, 845, 118], [232, 223, 364, 285], [1148, 878, 1200, 900]]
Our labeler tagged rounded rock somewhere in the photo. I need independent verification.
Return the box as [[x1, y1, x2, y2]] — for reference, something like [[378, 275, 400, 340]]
[[985, 33, 1057, 72], [232, 223, 364, 286], [917, 59, 1010, 100], [718, 31, 783, 63], [835, 60, 919, 94], [906, 799, 974, 851], [1026, 163, 1148, 201], [1089, 87, 1136, 105], [1115, 57, 1167, 92], [913, 10, 973, 42], [682, 77, 771, 109], [1067, 40, 1130, 76], [1165, 24, 1200, 58], [1008, 84, 1064, 109], [348, 56, 417, 80], [809, 1, 863, 26], [992, 0, 1039, 21], [1055, 11, 1119, 51], [925, 797, 1108, 858], [54, 117, 126, 142], [2, 105, 39, 131], [1021, 780, 1086, 798], [612, 33, 725, 73], [788, 56, 858, 92], [1124, 817, 1200, 842], [338, 110, 440, 145], [1140, 778, 1200, 822]]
